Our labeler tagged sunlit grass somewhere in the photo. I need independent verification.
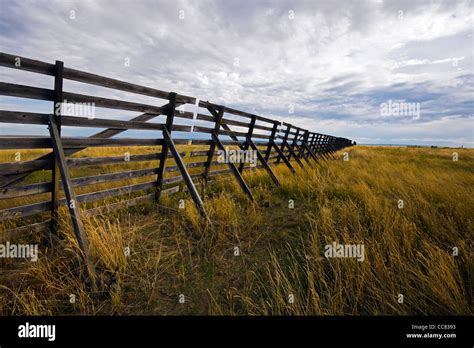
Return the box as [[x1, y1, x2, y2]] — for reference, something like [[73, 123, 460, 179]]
[[0, 146, 472, 315]]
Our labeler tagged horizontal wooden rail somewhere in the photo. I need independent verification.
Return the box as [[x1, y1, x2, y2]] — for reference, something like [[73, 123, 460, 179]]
[[0, 52, 196, 104]]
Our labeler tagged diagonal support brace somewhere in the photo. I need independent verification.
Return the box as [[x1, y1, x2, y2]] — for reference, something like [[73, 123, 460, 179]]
[[246, 136, 280, 187], [162, 127, 208, 219], [48, 114, 96, 288], [211, 131, 255, 202], [271, 139, 296, 174]]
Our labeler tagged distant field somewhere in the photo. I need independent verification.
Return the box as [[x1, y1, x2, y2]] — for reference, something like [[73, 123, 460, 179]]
[[0, 146, 472, 315]]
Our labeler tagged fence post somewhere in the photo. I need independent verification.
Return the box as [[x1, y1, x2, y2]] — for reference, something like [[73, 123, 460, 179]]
[[301, 130, 318, 162], [155, 92, 177, 202], [158, 93, 208, 217], [265, 121, 279, 161], [299, 130, 308, 159], [238, 115, 256, 173], [308, 133, 316, 157], [277, 123, 291, 164], [50, 60, 63, 236], [310, 133, 317, 154], [295, 128, 309, 161], [316, 134, 329, 160], [203, 105, 224, 183], [286, 125, 306, 170], [312, 133, 320, 156], [294, 128, 313, 168]]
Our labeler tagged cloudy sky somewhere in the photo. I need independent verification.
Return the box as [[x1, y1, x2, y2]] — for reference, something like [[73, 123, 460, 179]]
[[0, 0, 472, 146]]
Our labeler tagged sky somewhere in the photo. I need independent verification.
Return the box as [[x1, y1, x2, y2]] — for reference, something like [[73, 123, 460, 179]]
[[0, 0, 473, 146]]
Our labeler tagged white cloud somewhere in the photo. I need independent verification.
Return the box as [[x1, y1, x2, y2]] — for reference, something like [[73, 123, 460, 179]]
[[0, 0, 472, 146]]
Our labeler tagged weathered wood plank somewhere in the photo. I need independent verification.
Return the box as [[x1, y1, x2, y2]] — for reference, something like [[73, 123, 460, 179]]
[[0, 52, 55, 76], [62, 91, 167, 114], [0, 152, 183, 175], [270, 139, 295, 173], [51, 60, 64, 234], [163, 127, 208, 218], [0, 53, 195, 104], [155, 93, 177, 201], [238, 115, 256, 173], [0, 137, 165, 149], [198, 100, 274, 124], [0, 179, 158, 221], [48, 114, 95, 284], [1, 220, 51, 238], [203, 106, 224, 182], [62, 66, 196, 104], [0, 82, 54, 101]]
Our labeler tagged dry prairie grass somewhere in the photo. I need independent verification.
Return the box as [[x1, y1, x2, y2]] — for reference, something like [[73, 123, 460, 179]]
[[0, 146, 472, 315]]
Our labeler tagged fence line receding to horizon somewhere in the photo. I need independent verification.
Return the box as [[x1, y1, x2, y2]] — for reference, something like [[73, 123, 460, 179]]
[[0, 52, 353, 278]]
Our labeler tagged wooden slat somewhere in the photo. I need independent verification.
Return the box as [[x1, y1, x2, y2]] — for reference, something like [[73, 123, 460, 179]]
[[0, 137, 248, 149], [221, 129, 250, 138], [0, 200, 50, 221], [190, 139, 212, 146], [0, 111, 49, 125], [253, 124, 274, 132], [0, 181, 50, 199], [192, 125, 214, 134], [0, 105, 171, 187], [198, 100, 274, 124], [250, 133, 271, 139], [0, 137, 165, 149], [0, 82, 170, 115], [0, 152, 185, 175], [1, 220, 51, 237], [68, 151, 179, 167], [0, 158, 51, 175], [77, 181, 157, 204], [84, 186, 180, 217], [62, 66, 196, 104], [195, 113, 214, 122], [0, 52, 195, 104], [0, 82, 54, 101], [221, 118, 250, 128], [0, 113, 190, 138], [0, 52, 55, 76], [190, 150, 210, 157], [192, 126, 269, 140], [85, 193, 154, 216], [208, 168, 233, 177], [173, 110, 194, 120], [3, 157, 162, 200], [0, 180, 158, 221], [61, 115, 163, 131], [62, 91, 167, 114]]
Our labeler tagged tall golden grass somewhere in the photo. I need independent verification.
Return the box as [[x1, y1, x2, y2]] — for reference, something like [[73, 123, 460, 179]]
[[0, 146, 472, 315]]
